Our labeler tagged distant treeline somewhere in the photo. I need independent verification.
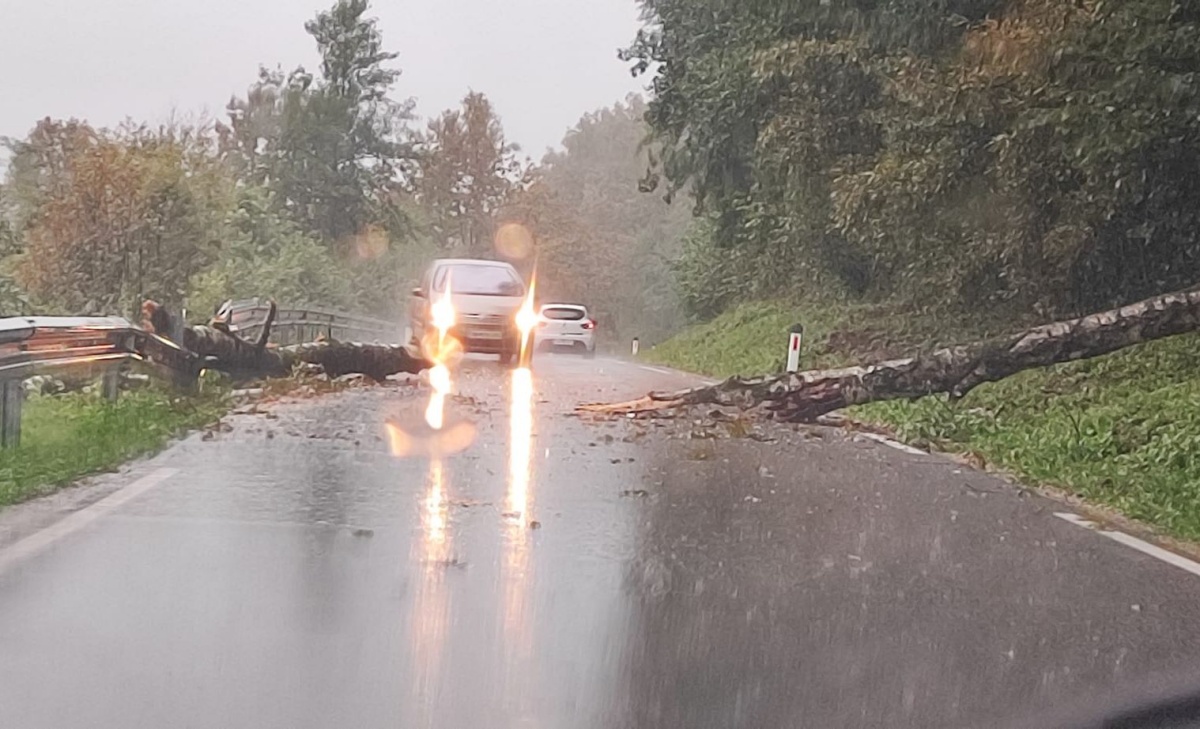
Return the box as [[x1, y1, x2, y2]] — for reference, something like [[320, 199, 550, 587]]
[[0, 0, 691, 344]]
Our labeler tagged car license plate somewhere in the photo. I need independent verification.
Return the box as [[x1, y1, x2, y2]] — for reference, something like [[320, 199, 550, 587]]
[[471, 329, 502, 340], [554, 338, 575, 346]]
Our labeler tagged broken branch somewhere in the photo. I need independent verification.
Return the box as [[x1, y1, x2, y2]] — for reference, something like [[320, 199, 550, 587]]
[[579, 288, 1200, 422], [143, 301, 431, 381]]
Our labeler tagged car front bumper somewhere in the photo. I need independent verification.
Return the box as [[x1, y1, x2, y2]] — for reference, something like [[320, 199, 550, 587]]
[[452, 325, 520, 354]]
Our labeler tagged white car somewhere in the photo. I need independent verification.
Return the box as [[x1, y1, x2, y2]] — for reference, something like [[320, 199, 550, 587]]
[[536, 304, 596, 358], [408, 258, 528, 364]]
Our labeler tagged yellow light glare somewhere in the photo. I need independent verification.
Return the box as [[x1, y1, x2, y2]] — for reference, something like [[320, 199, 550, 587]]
[[516, 306, 539, 336], [431, 288, 455, 334], [424, 363, 452, 430]]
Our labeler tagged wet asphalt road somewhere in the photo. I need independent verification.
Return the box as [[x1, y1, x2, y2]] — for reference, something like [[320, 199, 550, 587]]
[[4, 353, 1200, 728]]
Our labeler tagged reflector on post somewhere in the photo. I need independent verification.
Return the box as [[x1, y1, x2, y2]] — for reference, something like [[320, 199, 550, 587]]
[[786, 324, 804, 373]]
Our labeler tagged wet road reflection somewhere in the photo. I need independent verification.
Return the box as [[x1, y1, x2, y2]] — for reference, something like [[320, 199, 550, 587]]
[[506, 367, 534, 522], [502, 367, 536, 712], [409, 457, 451, 729], [6, 355, 1200, 728]]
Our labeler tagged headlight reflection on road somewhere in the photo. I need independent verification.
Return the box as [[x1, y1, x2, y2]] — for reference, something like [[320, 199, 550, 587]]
[[502, 364, 536, 680], [408, 276, 456, 717], [507, 266, 538, 520], [384, 277, 476, 458], [506, 366, 534, 520], [410, 456, 451, 723], [424, 458, 448, 549], [424, 363, 452, 431], [425, 281, 457, 432]]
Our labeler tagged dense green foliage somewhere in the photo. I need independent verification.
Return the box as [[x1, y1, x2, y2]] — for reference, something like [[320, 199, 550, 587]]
[[187, 188, 354, 317], [626, 0, 1200, 320], [0, 386, 228, 507], [648, 300, 1200, 538]]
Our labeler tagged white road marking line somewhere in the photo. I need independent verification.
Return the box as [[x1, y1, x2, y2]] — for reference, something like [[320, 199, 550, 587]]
[[1054, 512, 1200, 578], [605, 358, 715, 384], [0, 467, 177, 574], [858, 432, 927, 456], [639, 365, 674, 375]]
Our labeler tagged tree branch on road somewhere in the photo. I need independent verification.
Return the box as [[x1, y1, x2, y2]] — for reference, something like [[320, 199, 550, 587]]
[[579, 288, 1200, 422], [147, 300, 432, 382]]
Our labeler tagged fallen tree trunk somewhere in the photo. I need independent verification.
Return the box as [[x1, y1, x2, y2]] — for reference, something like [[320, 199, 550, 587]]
[[279, 340, 432, 382], [580, 288, 1200, 422], [144, 300, 431, 381]]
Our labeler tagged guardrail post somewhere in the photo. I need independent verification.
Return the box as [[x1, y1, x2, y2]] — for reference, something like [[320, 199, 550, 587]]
[[101, 367, 120, 402], [1, 379, 22, 448]]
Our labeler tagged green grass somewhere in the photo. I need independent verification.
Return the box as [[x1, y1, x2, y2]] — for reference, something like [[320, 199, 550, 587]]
[[646, 301, 841, 376], [649, 300, 1200, 540], [0, 386, 228, 507]]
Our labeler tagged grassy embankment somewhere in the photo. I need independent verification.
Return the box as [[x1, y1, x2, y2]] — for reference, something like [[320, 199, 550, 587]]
[[0, 386, 227, 508], [647, 300, 1200, 539]]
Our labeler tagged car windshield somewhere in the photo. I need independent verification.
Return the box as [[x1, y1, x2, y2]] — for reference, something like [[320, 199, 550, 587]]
[[433, 264, 524, 296], [541, 307, 586, 321], [11, 1, 1200, 728]]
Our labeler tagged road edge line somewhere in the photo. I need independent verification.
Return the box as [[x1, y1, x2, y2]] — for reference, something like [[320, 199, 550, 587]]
[[0, 467, 177, 574], [1054, 512, 1200, 578], [858, 432, 927, 456]]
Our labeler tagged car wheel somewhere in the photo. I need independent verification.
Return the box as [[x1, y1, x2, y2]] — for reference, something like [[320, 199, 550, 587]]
[[583, 346, 596, 360]]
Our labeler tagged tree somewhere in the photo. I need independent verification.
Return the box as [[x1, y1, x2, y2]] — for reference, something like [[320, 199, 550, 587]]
[[218, 0, 416, 244], [0, 184, 30, 315], [187, 186, 353, 317], [413, 91, 524, 255], [8, 119, 230, 315], [582, 287, 1200, 423]]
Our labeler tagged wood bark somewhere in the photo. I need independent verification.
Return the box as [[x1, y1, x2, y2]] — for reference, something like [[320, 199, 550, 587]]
[[144, 300, 431, 382], [579, 288, 1200, 422]]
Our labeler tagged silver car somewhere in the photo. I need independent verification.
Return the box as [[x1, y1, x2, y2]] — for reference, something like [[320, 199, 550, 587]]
[[408, 259, 527, 364]]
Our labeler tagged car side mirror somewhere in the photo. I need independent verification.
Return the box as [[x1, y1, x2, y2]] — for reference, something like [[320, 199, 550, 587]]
[[411, 288, 425, 298]]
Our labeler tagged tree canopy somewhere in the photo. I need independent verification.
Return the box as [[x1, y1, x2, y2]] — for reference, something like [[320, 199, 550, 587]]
[[626, 0, 1200, 321], [412, 91, 525, 256], [219, 0, 416, 245], [1, 0, 429, 319]]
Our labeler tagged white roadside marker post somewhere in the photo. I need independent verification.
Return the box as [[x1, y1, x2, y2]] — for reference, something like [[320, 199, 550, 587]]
[[786, 324, 804, 373], [632, 337, 640, 356]]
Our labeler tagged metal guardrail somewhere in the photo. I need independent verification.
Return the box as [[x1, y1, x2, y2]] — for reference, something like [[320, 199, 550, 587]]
[[0, 316, 199, 447], [0, 302, 399, 448], [223, 299, 400, 346]]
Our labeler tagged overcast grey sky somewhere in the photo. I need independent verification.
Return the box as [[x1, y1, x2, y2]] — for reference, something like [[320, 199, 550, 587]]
[[0, 0, 647, 157]]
